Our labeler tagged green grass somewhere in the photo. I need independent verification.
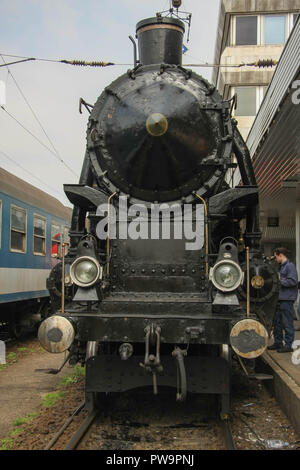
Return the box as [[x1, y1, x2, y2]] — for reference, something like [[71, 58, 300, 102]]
[[0, 362, 85, 449], [0, 352, 17, 371], [0, 345, 43, 373], [17, 346, 40, 353], [59, 364, 85, 387], [9, 428, 23, 437], [6, 352, 17, 361], [42, 391, 64, 408], [0, 412, 41, 450], [0, 438, 14, 451], [13, 412, 38, 427]]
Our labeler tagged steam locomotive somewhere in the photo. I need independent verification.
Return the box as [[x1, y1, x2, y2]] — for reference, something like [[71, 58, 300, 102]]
[[38, 13, 278, 418]]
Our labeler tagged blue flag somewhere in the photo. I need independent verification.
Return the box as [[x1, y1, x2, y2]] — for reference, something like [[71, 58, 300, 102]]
[[182, 44, 188, 54]]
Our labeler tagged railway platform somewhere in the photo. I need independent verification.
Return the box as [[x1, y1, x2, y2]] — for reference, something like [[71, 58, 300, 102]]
[[259, 320, 300, 435]]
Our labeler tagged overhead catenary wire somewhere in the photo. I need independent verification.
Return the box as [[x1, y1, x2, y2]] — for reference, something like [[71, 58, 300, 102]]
[[0, 147, 66, 200], [0, 57, 36, 67], [0, 53, 278, 69], [0, 106, 78, 178], [0, 54, 117, 67], [1, 55, 67, 163], [0, 55, 79, 179]]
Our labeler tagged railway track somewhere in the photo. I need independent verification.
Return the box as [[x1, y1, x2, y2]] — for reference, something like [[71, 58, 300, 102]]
[[4, 346, 297, 451], [222, 419, 236, 450], [45, 391, 237, 451]]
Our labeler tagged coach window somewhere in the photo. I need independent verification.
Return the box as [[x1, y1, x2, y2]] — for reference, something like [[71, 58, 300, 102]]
[[51, 222, 61, 257], [33, 215, 46, 255], [0, 200, 2, 249], [10, 205, 27, 253], [63, 226, 70, 255]]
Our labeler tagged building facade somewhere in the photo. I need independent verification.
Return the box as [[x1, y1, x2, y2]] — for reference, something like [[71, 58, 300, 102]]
[[213, 0, 300, 140], [212, 1, 300, 269], [246, 18, 300, 269]]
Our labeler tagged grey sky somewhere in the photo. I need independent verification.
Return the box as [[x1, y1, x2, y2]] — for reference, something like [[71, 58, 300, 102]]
[[0, 0, 221, 206]]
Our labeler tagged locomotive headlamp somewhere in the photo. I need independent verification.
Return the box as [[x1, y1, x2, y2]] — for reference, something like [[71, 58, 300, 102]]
[[210, 260, 243, 293], [70, 256, 102, 288], [146, 113, 168, 137]]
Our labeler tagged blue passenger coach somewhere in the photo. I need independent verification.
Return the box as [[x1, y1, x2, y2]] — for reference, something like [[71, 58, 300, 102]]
[[0, 167, 72, 337]]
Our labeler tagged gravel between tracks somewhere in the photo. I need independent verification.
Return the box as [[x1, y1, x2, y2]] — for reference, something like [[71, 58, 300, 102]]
[[1, 337, 299, 450]]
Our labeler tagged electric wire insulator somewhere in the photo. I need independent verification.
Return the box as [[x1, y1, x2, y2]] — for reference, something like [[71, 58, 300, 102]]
[[245, 59, 277, 68], [256, 59, 277, 67], [60, 59, 115, 67]]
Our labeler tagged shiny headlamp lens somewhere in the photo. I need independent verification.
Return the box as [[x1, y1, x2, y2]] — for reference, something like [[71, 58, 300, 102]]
[[70, 256, 101, 287], [210, 260, 243, 292]]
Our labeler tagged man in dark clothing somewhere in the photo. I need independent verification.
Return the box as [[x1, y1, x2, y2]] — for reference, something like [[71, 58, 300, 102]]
[[268, 247, 298, 353]]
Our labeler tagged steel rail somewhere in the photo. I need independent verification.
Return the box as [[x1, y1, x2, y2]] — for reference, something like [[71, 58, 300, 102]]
[[223, 419, 236, 450], [44, 401, 85, 450], [64, 408, 98, 450]]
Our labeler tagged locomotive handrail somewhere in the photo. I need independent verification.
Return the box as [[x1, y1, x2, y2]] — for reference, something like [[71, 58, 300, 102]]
[[246, 246, 250, 318], [195, 193, 209, 276], [128, 36, 138, 67], [106, 192, 117, 276], [61, 243, 66, 314]]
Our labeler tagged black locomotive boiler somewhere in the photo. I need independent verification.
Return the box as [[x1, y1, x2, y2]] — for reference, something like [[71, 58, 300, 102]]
[[38, 14, 278, 418]]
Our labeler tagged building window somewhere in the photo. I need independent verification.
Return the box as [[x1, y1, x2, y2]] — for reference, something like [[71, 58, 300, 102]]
[[231, 13, 296, 47], [262, 86, 268, 97], [264, 15, 286, 45], [10, 205, 26, 252], [33, 215, 46, 255], [234, 87, 257, 116], [232, 86, 267, 117], [235, 16, 258, 45], [51, 222, 61, 257]]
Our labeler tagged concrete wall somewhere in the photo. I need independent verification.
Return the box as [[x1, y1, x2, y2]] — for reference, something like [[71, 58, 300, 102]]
[[212, 0, 300, 136], [223, 0, 300, 14], [218, 44, 281, 138]]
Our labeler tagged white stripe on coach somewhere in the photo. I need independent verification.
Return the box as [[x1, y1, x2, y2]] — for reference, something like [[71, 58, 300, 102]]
[[0, 268, 51, 294]]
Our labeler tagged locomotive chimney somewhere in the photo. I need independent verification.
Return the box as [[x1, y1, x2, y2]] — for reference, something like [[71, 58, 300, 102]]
[[136, 17, 185, 66]]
